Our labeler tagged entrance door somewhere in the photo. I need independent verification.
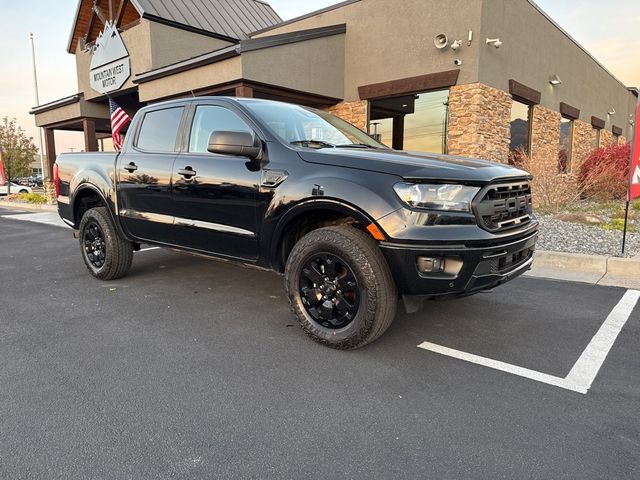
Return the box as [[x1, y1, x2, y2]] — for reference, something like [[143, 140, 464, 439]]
[[171, 103, 261, 260], [117, 105, 184, 244]]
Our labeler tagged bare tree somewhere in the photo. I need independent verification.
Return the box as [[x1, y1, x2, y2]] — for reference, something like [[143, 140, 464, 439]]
[[0, 117, 38, 194]]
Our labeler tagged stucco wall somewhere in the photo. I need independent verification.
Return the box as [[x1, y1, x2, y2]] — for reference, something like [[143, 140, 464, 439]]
[[242, 35, 345, 100], [253, 0, 483, 101], [149, 22, 232, 70], [137, 56, 243, 102], [479, 0, 635, 138]]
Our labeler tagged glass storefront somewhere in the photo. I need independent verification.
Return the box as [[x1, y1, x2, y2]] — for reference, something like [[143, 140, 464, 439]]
[[369, 90, 449, 154]]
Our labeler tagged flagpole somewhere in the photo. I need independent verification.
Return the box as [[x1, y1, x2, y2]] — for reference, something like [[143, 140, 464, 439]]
[[29, 33, 46, 186], [622, 98, 639, 255]]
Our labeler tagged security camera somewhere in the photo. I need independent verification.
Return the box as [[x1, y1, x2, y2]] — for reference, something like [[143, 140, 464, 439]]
[[486, 38, 502, 49], [434, 34, 449, 50], [451, 40, 462, 51], [454, 59, 463, 66]]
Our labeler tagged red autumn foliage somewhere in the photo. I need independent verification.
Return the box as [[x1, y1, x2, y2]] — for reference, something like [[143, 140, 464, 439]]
[[579, 143, 631, 200]]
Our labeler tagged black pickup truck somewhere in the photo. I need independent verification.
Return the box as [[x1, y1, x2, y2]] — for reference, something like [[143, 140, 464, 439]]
[[55, 97, 537, 349]]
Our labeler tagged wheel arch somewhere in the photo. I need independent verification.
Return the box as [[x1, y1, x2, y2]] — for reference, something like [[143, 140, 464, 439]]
[[72, 185, 116, 229], [270, 199, 380, 272]]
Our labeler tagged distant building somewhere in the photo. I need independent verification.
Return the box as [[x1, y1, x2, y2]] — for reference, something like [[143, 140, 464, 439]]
[[31, 0, 637, 183]]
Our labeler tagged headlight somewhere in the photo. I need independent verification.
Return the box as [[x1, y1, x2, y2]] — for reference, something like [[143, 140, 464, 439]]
[[393, 183, 480, 212]]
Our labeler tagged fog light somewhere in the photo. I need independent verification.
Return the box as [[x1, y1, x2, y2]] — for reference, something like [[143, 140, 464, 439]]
[[417, 257, 445, 274]]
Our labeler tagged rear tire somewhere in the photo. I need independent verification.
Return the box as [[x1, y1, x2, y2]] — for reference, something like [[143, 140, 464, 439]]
[[285, 225, 397, 349], [79, 207, 133, 280]]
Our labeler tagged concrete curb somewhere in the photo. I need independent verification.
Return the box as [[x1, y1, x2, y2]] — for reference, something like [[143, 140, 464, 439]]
[[528, 250, 640, 289], [0, 200, 57, 213]]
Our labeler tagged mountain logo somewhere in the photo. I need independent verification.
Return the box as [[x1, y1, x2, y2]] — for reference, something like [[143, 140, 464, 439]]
[[89, 22, 131, 94], [633, 165, 640, 185]]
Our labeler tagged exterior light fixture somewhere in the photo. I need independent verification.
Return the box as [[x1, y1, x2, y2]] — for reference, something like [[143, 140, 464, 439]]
[[434, 34, 449, 50], [486, 38, 502, 48], [549, 74, 562, 86], [451, 40, 462, 51], [608, 108, 616, 116]]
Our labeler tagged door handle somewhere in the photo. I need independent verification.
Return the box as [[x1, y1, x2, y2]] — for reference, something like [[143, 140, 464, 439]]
[[124, 162, 138, 173], [178, 167, 197, 179]]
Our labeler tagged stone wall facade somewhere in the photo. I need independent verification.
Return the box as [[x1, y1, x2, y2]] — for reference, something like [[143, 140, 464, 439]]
[[530, 105, 561, 177], [325, 101, 368, 131], [600, 129, 613, 146], [447, 83, 512, 164], [572, 120, 593, 174]]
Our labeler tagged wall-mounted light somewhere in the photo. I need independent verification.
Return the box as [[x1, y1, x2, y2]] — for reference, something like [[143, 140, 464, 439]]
[[486, 38, 502, 48], [608, 108, 616, 116], [549, 74, 562, 86], [451, 40, 462, 51]]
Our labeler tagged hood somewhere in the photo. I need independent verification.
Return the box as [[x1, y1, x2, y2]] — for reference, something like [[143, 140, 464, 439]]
[[298, 148, 531, 184]]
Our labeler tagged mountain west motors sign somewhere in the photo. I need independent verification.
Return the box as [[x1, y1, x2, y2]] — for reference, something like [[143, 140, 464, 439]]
[[90, 22, 131, 94]]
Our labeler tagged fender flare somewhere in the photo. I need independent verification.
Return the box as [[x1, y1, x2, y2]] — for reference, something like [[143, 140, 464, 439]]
[[71, 184, 120, 232], [268, 198, 379, 266]]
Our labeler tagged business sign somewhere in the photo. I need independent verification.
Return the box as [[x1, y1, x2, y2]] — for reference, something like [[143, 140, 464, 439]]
[[89, 21, 131, 94], [630, 99, 640, 201]]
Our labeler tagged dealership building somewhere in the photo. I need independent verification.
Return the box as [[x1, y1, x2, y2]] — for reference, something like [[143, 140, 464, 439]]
[[31, 0, 637, 186]]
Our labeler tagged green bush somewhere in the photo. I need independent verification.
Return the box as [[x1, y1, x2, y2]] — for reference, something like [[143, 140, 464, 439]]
[[16, 192, 47, 204], [633, 200, 640, 212]]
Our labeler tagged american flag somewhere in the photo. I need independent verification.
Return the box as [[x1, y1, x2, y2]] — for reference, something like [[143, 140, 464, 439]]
[[109, 98, 131, 152]]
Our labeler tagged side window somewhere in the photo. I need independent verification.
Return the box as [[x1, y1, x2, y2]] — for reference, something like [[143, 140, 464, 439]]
[[136, 107, 184, 152], [189, 106, 252, 153]]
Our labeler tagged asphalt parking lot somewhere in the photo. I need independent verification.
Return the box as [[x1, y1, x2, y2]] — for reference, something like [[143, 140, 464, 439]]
[[1, 206, 639, 479]]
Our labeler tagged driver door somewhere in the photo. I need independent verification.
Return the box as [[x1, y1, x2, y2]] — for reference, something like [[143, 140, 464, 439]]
[[170, 103, 262, 260]]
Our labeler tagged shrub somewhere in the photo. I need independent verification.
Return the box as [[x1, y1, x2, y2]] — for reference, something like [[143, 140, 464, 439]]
[[579, 143, 631, 201], [16, 192, 47, 204]]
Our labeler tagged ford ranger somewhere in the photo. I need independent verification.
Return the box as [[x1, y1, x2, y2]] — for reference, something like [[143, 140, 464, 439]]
[[55, 97, 537, 349]]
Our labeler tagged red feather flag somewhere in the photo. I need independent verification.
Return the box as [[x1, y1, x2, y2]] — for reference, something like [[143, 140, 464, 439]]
[[629, 99, 640, 201]]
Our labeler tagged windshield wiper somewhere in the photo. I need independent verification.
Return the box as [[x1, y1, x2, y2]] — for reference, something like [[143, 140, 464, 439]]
[[290, 140, 336, 149], [335, 143, 384, 149]]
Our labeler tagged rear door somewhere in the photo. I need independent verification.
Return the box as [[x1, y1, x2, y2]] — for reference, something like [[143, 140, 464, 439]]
[[170, 102, 262, 260], [117, 105, 185, 244]]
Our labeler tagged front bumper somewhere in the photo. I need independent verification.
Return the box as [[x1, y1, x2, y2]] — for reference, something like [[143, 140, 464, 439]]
[[380, 230, 538, 297]]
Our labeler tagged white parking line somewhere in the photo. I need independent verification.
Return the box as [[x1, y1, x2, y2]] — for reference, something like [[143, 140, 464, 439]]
[[0, 212, 69, 229], [418, 289, 640, 395]]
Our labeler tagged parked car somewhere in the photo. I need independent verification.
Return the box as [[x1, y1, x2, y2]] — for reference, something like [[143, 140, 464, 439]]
[[54, 97, 538, 349], [0, 183, 32, 195]]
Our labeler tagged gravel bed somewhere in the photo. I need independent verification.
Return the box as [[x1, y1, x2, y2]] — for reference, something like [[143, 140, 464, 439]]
[[537, 216, 640, 258]]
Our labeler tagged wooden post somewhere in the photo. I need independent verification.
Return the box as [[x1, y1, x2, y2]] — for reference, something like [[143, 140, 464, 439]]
[[83, 118, 99, 152], [393, 116, 404, 151], [235, 85, 254, 98], [44, 128, 56, 180]]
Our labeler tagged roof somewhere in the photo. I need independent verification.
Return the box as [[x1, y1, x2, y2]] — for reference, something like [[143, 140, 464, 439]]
[[68, 0, 282, 53], [134, 0, 282, 40]]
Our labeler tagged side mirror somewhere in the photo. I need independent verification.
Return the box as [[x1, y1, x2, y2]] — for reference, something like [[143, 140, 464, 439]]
[[207, 130, 262, 160]]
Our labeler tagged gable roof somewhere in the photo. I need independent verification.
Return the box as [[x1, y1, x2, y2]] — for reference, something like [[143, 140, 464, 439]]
[[136, 0, 282, 40], [68, 0, 282, 53]]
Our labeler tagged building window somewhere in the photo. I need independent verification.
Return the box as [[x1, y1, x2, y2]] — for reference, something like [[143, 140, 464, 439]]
[[558, 117, 573, 174], [369, 89, 449, 153], [509, 100, 531, 162], [592, 127, 601, 150]]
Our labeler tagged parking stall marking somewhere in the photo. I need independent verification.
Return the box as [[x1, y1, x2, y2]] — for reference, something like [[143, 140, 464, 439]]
[[418, 289, 640, 395]]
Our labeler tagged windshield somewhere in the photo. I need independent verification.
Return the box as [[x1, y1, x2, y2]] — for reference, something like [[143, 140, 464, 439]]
[[241, 100, 387, 150]]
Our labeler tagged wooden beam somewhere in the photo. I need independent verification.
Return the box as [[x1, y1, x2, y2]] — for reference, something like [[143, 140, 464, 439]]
[[108, 0, 115, 21], [93, 1, 108, 26], [591, 116, 605, 130], [509, 80, 541, 106], [560, 102, 580, 120], [116, 0, 129, 27], [84, 10, 97, 43], [358, 70, 460, 100]]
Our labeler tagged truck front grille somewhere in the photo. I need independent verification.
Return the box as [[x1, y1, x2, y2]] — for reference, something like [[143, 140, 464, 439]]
[[474, 181, 533, 233]]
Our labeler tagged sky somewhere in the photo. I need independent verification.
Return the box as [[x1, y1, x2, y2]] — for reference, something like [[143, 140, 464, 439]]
[[0, 0, 638, 153]]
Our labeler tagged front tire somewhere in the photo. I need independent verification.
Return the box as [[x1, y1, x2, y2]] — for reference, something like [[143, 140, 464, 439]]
[[79, 207, 133, 280], [285, 225, 397, 349]]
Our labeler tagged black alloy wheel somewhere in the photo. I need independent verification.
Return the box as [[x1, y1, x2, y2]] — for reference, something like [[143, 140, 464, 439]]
[[78, 207, 133, 280], [299, 253, 360, 330], [285, 225, 398, 350]]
